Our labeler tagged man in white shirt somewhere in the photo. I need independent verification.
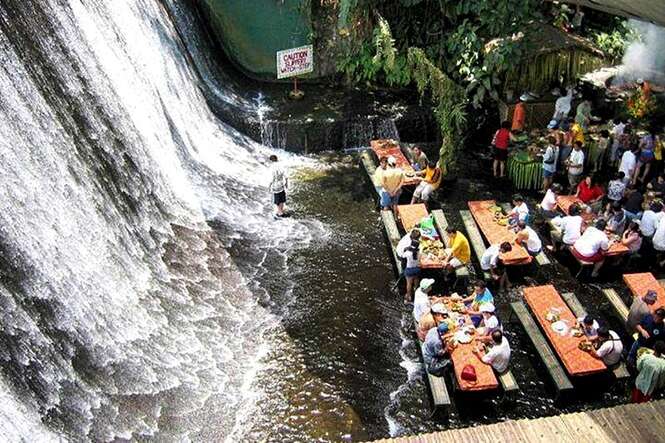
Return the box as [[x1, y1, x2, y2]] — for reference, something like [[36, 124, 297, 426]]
[[269, 155, 288, 217], [548, 203, 583, 251], [515, 221, 542, 256], [540, 183, 562, 218], [619, 146, 639, 184], [413, 278, 435, 322], [474, 330, 511, 373], [480, 242, 513, 291], [588, 327, 623, 366], [641, 202, 664, 238], [566, 141, 585, 191], [572, 219, 611, 277]]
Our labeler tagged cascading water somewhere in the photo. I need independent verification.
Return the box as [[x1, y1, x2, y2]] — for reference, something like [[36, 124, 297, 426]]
[[0, 0, 327, 440]]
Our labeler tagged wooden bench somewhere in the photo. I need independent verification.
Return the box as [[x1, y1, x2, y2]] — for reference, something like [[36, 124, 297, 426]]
[[498, 203, 551, 266], [360, 150, 382, 199], [510, 301, 573, 394], [381, 210, 403, 275], [497, 367, 520, 399], [459, 210, 492, 281], [561, 292, 629, 380], [602, 288, 629, 324], [431, 209, 470, 286], [413, 320, 452, 410]]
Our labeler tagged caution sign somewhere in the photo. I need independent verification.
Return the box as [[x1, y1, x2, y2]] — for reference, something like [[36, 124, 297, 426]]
[[276, 45, 314, 79]]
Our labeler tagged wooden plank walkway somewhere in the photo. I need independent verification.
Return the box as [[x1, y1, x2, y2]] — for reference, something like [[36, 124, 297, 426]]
[[510, 301, 573, 393], [371, 399, 665, 442]]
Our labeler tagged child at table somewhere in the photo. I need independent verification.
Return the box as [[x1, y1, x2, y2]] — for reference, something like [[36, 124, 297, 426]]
[[462, 281, 494, 327], [508, 194, 529, 226], [476, 303, 502, 342], [576, 314, 600, 341]]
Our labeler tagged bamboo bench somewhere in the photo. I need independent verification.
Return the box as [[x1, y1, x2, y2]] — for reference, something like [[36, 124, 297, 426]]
[[510, 301, 573, 395], [431, 209, 470, 287], [459, 210, 492, 281], [560, 292, 629, 380]]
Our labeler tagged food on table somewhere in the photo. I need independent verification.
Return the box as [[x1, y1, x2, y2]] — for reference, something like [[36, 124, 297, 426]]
[[578, 341, 593, 351], [570, 327, 584, 337], [545, 308, 561, 323]]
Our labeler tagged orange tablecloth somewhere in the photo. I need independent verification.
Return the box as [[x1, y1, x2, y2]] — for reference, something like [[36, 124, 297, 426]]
[[555, 196, 629, 257], [396, 204, 443, 269], [524, 285, 606, 376], [467, 200, 531, 265], [624, 273, 665, 313], [443, 300, 498, 391], [370, 139, 419, 186]]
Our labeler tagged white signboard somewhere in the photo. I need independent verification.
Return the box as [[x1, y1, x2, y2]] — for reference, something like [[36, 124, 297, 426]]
[[276, 45, 314, 79]]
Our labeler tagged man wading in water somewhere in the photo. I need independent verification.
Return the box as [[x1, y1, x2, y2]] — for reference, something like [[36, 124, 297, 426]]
[[269, 154, 288, 218]]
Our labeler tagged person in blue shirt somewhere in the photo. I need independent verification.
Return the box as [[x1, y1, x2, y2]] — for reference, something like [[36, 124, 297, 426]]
[[423, 323, 453, 376], [629, 307, 665, 365], [462, 280, 494, 326]]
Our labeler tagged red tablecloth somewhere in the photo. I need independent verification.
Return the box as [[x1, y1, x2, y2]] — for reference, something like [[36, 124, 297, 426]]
[[467, 200, 531, 265], [524, 285, 606, 376], [624, 273, 665, 313], [370, 139, 419, 186]]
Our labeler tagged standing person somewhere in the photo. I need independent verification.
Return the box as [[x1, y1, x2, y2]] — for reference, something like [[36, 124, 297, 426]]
[[515, 221, 542, 257], [591, 129, 610, 172], [380, 156, 405, 212], [654, 132, 664, 176], [540, 183, 562, 219], [632, 341, 665, 403], [619, 145, 639, 184], [548, 203, 583, 252], [623, 186, 644, 222], [640, 202, 664, 243], [512, 98, 526, 133], [373, 156, 388, 189], [610, 117, 626, 164], [491, 121, 514, 178], [586, 326, 623, 366], [629, 308, 665, 364], [552, 88, 573, 123], [397, 229, 421, 258], [634, 129, 656, 185], [442, 227, 470, 271], [566, 141, 585, 191], [575, 99, 592, 130], [627, 290, 659, 334], [572, 219, 612, 278], [541, 136, 560, 192], [480, 242, 513, 291], [411, 147, 429, 171], [402, 239, 421, 304], [474, 330, 511, 373], [607, 171, 627, 203], [269, 154, 288, 217], [411, 161, 442, 204]]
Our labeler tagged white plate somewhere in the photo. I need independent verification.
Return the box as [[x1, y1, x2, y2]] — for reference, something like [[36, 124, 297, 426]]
[[454, 331, 472, 344], [551, 320, 569, 336]]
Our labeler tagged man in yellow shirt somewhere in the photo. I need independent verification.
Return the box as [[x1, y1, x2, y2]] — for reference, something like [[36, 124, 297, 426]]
[[380, 156, 405, 211], [411, 161, 442, 204], [571, 121, 585, 146], [443, 227, 470, 271]]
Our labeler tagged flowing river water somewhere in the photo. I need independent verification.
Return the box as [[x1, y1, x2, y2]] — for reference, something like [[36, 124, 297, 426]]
[[0, 0, 643, 441]]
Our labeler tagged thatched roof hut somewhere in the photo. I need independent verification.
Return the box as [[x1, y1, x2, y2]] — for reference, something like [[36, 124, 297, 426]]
[[486, 23, 607, 95]]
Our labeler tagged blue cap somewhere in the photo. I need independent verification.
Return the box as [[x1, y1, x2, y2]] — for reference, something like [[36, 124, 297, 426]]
[[547, 119, 558, 129], [437, 323, 449, 335]]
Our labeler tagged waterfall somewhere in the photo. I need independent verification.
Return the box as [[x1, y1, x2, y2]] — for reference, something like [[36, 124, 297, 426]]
[[0, 0, 325, 440]]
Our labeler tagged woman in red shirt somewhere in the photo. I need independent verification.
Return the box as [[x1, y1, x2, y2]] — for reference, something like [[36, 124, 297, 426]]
[[492, 120, 514, 178], [576, 174, 605, 212]]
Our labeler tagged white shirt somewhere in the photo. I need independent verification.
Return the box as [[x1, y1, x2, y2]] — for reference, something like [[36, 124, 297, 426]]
[[577, 316, 600, 337], [595, 330, 623, 366], [269, 164, 287, 193], [640, 210, 664, 237], [653, 217, 665, 251], [397, 233, 414, 257], [405, 248, 419, 268], [568, 149, 585, 175], [511, 203, 529, 222], [558, 215, 583, 245], [619, 150, 637, 178], [612, 122, 625, 138], [523, 226, 542, 253], [553, 91, 573, 119], [482, 337, 511, 373], [413, 288, 430, 322], [540, 190, 557, 211], [573, 226, 609, 257], [480, 244, 501, 271]]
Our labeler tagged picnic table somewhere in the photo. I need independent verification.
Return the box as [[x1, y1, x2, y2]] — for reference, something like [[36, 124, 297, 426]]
[[370, 139, 420, 186], [467, 200, 531, 265], [524, 285, 606, 376], [442, 299, 499, 391], [624, 273, 665, 312], [396, 204, 445, 269]]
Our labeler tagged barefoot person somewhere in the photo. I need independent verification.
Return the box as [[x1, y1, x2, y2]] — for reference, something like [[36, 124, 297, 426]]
[[269, 154, 288, 217], [491, 121, 514, 178]]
